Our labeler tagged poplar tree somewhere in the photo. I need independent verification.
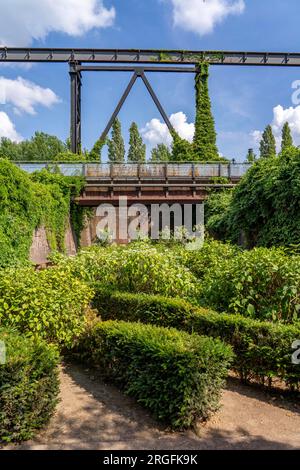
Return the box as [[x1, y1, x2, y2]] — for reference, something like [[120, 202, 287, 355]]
[[150, 143, 172, 162], [281, 122, 293, 152], [260, 125, 276, 158], [193, 63, 219, 161], [128, 122, 146, 162], [246, 148, 256, 163], [108, 118, 125, 162]]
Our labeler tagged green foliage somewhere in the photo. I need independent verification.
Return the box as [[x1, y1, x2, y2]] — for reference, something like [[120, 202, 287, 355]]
[[150, 143, 172, 162], [260, 125, 276, 158], [170, 131, 193, 161], [128, 122, 146, 162], [193, 64, 219, 161], [0, 328, 60, 443], [53, 243, 200, 302], [0, 266, 93, 346], [108, 118, 125, 162], [204, 190, 233, 239], [182, 237, 240, 280], [211, 148, 300, 247], [93, 290, 300, 390], [199, 246, 300, 323], [51, 151, 88, 162], [73, 320, 233, 428], [0, 160, 84, 267], [246, 148, 256, 163], [89, 138, 107, 162], [0, 132, 67, 162], [281, 122, 293, 153]]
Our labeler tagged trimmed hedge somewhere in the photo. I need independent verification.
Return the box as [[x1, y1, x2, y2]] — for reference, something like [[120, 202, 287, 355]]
[[0, 328, 60, 444], [73, 320, 233, 429], [93, 288, 300, 390]]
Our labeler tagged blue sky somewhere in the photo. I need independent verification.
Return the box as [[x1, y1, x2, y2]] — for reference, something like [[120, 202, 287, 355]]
[[1, 0, 300, 161]]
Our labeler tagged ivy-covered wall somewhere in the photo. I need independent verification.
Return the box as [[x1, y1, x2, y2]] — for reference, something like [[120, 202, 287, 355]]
[[0, 160, 85, 268]]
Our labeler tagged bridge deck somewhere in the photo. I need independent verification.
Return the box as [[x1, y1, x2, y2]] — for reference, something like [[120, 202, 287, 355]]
[[15, 162, 250, 205]]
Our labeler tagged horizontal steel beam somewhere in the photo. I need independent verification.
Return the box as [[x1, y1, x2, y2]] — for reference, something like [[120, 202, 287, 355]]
[[1, 48, 300, 66], [77, 65, 197, 73], [83, 183, 236, 188]]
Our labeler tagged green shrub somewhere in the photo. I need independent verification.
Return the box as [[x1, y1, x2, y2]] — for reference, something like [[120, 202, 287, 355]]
[[181, 238, 240, 280], [0, 328, 60, 443], [0, 160, 84, 267], [73, 320, 233, 429], [199, 247, 300, 323], [0, 266, 93, 347], [210, 148, 300, 247], [54, 242, 200, 302], [93, 289, 300, 390]]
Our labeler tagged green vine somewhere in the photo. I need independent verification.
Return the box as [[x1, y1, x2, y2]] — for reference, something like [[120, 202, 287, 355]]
[[0, 160, 85, 267]]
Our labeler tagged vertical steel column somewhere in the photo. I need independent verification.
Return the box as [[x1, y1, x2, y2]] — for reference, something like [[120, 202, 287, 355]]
[[69, 62, 82, 154]]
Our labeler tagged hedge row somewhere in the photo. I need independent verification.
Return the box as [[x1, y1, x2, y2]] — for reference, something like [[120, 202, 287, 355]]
[[73, 320, 233, 429], [0, 328, 60, 444], [93, 288, 300, 390]]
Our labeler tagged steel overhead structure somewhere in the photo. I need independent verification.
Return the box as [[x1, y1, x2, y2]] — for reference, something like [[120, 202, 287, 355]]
[[2, 47, 300, 153]]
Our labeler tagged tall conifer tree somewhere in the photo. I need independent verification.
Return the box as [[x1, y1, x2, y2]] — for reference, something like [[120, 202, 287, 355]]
[[108, 118, 125, 162], [260, 125, 276, 158], [281, 122, 293, 152], [128, 122, 146, 162]]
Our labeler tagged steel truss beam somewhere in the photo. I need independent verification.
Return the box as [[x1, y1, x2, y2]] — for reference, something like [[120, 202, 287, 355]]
[[3, 47, 300, 154], [2, 48, 300, 66], [69, 63, 82, 153], [99, 69, 174, 143]]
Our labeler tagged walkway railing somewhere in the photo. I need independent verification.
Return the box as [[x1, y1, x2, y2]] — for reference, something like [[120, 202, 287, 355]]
[[14, 162, 252, 180]]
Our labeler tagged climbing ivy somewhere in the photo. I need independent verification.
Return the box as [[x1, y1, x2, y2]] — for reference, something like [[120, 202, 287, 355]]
[[206, 147, 300, 247], [193, 63, 220, 161], [0, 160, 85, 267]]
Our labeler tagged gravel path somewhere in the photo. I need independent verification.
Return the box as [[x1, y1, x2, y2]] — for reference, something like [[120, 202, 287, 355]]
[[8, 364, 300, 450]]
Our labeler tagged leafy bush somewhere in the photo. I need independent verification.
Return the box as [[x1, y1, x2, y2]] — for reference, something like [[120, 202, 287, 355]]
[[93, 290, 300, 390], [209, 148, 300, 247], [53, 242, 200, 302], [204, 190, 233, 239], [73, 320, 233, 428], [0, 328, 60, 443], [181, 238, 240, 280], [199, 247, 300, 323], [0, 266, 93, 346]]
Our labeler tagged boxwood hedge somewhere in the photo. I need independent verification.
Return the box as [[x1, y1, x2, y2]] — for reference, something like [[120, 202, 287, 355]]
[[73, 320, 233, 429], [93, 288, 300, 390], [0, 328, 60, 444]]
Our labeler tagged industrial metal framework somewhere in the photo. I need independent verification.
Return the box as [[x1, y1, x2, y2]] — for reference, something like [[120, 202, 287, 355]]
[[1, 47, 299, 154]]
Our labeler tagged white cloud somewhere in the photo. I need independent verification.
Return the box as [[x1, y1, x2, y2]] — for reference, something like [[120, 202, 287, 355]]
[[0, 76, 60, 115], [252, 104, 300, 152], [0, 0, 115, 46], [141, 112, 195, 147], [0, 112, 22, 142], [169, 0, 245, 36]]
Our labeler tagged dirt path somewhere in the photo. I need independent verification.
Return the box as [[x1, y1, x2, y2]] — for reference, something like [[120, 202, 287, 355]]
[[8, 364, 300, 450]]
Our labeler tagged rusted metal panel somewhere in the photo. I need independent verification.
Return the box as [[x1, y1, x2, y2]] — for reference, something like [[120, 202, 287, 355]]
[[167, 164, 193, 177], [112, 164, 139, 178], [140, 164, 165, 178], [85, 163, 110, 177], [194, 164, 220, 177]]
